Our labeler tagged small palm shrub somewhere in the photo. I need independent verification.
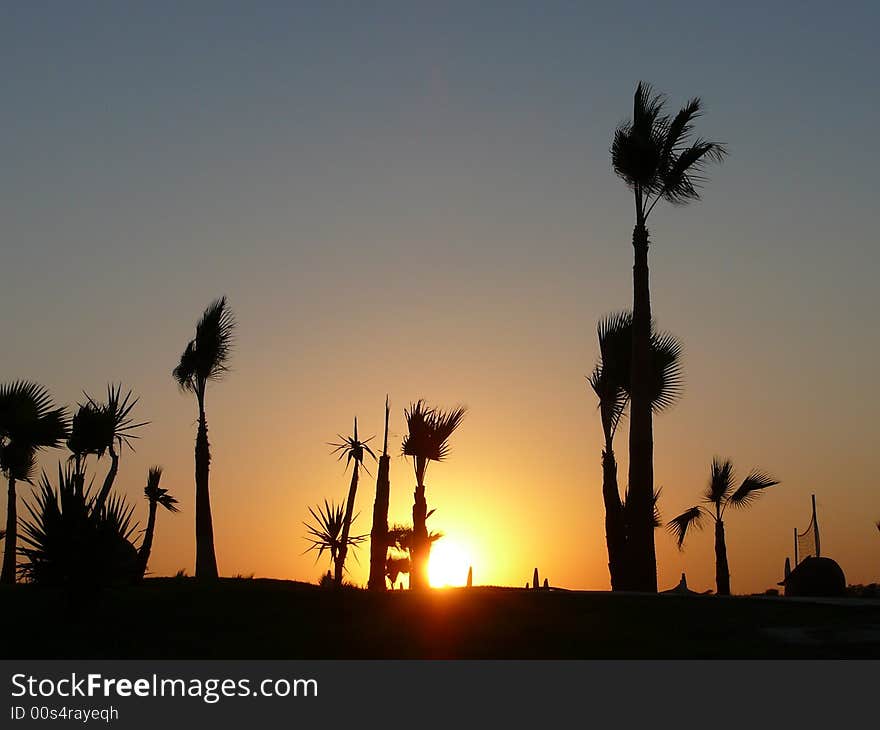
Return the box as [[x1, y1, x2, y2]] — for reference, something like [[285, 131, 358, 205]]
[[18, 463, 139, 587]]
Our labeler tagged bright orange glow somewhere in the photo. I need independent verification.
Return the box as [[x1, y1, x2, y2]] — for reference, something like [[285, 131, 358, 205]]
[[428, 540, 473, 587]]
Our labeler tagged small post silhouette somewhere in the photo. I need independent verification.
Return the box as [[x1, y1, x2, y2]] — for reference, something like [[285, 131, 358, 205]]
[[466, 565, 472, 588], [532, 568, 539, 589]]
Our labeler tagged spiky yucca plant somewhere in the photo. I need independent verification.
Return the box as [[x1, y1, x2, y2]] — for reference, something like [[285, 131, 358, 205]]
[[329, 418, 376, 586], [18, 463, 139, 587], [303, 500, 367, 582], [668, 458, 779, 595]]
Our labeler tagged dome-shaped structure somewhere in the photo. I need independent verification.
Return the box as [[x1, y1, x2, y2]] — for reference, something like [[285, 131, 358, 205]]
[[783, 556, 846, 597]]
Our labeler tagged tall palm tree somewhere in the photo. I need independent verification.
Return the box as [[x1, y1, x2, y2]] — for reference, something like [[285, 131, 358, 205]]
[[303, 499, 367, 582], [137, 466, 179, 578], [368, 397, 392, 591], [329, 418, 376, 586], [172, 296, 236, 579], [0, 381, 68, 584], [402, 400, 466, 590], [589, 312, 683, 590], [67, 384, 147, 510], [611, 82, 727, 592], [668, 458, 779, 595]]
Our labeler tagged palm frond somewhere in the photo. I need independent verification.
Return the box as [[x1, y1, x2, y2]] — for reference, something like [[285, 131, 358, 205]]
[[667, 506, 705, 549], [144, 466, 179, 513], [172, 341, 199, 392], [0, 381, 68, 454], [402, 400, 467, 466], [651, 486, 663, 529], [591, 312, 632, 439], [0, 381, 67, 482], [611, 82, 668, 194], [727, 469, 780, 509], [660, 138, 728, 206], [648, 328, 684, 412], [0, 440, 38, 483], [173, 296, 236, 392], [704, 457, 735, 506]]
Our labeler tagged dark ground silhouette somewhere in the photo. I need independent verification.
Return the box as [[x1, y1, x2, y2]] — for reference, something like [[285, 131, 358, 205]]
[[3, 578, 878, 659]]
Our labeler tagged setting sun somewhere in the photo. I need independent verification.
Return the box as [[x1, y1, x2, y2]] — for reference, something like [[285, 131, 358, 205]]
[[428, 541, 473, 587]]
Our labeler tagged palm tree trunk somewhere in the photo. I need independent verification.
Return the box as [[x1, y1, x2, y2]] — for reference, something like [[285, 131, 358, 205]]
[[194, 395, 219, 579], [137, 501, 158, 579], [368, 453, 391, 591], [94, 444, 119, 512], [601, 446, 627, 591], [1, 476, 17, 584], [714, 519, 731, 596], [335, 464, 360, 586], [627, 221, 657, 592], [410, 483, 429, 590]]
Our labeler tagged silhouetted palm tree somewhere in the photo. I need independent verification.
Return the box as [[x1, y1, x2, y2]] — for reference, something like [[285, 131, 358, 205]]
[[67, 384, 147, 510], [668, 458, 778, 595], [589, 312, 682, 590], [402, 400, 466, 590], [137, 467, 179, 578], [612, 82, 726, 592], [0, 381, 68, 584], [329, 418, 376, 586], [303, 499, 366, 581], [172, 296, 236, 579], [368, 397, 392, 591]]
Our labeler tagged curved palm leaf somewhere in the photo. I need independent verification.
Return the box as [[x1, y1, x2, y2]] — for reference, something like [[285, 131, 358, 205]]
[[173, 296, 236, 392], [144, 466, 180, 513], [612, 81, 726, 220], [611, 82, 667, 194], [0, 382, 68, 487], [667, 506, 705, 549], [704, 457, 735, 507], [649, 328, 684, 412], [727, 469, 780, 509], [402, 400, 467, 463], [589, 312, 631, 440], [0, 381, 68, 441], [589, 312, 684, 429]]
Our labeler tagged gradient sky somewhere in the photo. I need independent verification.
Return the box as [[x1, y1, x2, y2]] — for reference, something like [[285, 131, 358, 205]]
[[2, 1, 878, 593]]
